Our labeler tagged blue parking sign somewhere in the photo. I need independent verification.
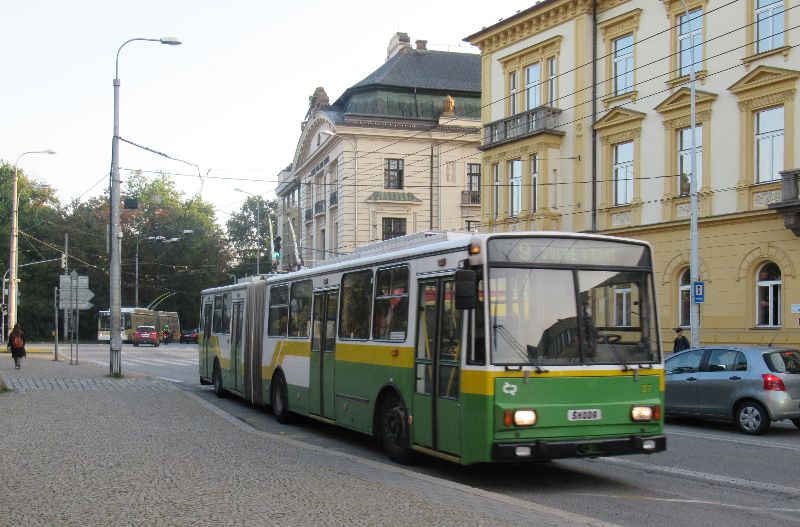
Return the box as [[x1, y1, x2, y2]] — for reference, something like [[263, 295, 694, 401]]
[[693, 281, 705, 303]]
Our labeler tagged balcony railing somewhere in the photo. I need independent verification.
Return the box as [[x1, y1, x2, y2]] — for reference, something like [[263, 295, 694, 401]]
[[461, 190, 481, 205], [768, 168, 800, 236], [314, 200, 326, 215], [329, 191, 338, 206], [482, 106, 563, 149], [304, 208, 313, 223]]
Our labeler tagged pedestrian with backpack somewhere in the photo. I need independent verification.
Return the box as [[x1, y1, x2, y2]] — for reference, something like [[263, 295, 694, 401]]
[[7, 323, 26, 369]]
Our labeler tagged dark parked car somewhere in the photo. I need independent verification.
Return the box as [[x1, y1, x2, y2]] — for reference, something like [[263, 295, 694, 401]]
[[133, 326, 160, 347], [665, 345, 800, 434], [180, 328, 199, 344]]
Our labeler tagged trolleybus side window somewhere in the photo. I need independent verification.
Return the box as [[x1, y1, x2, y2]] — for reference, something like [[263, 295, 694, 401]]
[[288, 280, 312, 338], [373, 266, 409, 341], [221, 293, 232, 334], [468, 275, 486, 365], [212, 294, 223, 333], [268, 285, 289, 337], [339, 269, 373, 340]]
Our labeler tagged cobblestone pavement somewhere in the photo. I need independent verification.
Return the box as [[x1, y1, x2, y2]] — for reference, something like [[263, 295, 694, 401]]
[[0, 355, 615, 527]]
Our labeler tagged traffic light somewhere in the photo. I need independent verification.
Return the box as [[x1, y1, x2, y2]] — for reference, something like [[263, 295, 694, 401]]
[[61, 253, 67, 269], [273, 236, 282, 260]]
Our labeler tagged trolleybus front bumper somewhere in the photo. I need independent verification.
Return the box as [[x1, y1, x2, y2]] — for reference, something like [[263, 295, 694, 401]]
[[492, 435, 666, 461]]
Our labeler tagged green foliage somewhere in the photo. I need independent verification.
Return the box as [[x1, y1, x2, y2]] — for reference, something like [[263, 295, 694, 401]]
[[0, 164, 236, 339], [226, 195, 278, 277]]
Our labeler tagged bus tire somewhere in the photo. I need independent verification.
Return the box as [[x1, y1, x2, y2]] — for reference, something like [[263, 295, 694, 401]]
[[212, 360, 226, 398], [271, 371, 291, 424], [380, 392, 413, 464]]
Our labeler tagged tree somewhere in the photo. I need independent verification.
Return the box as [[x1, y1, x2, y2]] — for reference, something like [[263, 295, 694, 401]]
[[226, 195, 278, 276], [0, 164, 237, 338], [0, 161, 68, 339]]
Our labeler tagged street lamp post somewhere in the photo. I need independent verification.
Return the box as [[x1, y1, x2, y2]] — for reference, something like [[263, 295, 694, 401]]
[[233, 188, 263, 275], [134, 230, 191, 307], [321, 130, 357, 249], [110, 36, 181, 377], [678, 0, 701, 347], [8, 149, 56, 339], [135, 236, 164, 307]]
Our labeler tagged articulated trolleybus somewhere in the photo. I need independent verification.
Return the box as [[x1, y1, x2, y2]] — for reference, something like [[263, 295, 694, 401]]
[[199, 231, 665, 465]]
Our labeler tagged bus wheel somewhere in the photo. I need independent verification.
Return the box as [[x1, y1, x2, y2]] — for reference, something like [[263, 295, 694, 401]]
[[381, 392, 413, 464], [212, 360, 226, 398], [271, 371, 291, 424]]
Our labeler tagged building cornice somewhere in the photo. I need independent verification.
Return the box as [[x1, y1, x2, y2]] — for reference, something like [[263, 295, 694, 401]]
[[464, 0, 628, 54]]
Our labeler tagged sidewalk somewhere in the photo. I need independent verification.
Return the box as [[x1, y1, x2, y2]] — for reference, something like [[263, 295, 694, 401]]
[[0, 355, 614, 527]]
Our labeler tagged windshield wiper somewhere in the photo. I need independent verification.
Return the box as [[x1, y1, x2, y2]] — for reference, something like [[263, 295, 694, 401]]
[[600, 337, 632, 372], [493, 324, 548, 373]]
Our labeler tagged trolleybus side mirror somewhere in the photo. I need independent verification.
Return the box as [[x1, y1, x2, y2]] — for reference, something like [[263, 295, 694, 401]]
[[454, 269, 477, 310]]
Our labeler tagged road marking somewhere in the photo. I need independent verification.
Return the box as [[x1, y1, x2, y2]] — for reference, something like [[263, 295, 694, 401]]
[[572, 493, 800, 513], [599, 457, 800, 498], [667, 428, 800, 451], [157, 377, 185, 384], [183, 391, 621, 527]]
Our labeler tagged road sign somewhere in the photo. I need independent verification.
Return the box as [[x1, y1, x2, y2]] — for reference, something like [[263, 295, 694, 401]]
[[693, 281, 705, 304], [58, 274, 95, 310]]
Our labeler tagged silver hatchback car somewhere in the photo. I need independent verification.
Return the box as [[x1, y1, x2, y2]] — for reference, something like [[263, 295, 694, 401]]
[[665, 346, 800, 434]]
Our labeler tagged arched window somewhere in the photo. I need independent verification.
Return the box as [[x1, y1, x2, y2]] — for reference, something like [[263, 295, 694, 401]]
[[756, 262, 781, 327], [678, 269, 691, 327]]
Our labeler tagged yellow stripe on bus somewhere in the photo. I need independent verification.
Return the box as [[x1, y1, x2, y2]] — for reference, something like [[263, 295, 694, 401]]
[[461, 369, 665, 396], [263, 339, 312, 379], [336, 343, 415, 368]]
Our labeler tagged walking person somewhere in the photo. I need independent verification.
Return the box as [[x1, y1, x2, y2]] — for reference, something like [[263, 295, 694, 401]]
[[673, 327, 690, 353], [7, 323, 26, 369]]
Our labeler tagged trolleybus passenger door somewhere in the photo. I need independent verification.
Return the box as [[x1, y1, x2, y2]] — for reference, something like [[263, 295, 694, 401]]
[[413, 277, 462, 457], [231, 301, 244, 393], [310, 290, 338, 419], [201, 302, 213, 379]]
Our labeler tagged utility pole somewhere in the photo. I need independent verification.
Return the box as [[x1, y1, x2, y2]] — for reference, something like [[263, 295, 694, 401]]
[[63, 233, 69, 342]]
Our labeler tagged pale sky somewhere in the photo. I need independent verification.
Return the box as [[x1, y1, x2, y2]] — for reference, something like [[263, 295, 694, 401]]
[[1, 1, 520, 223]]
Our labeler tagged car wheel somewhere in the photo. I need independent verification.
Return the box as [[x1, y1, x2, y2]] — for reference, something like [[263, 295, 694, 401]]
[[791, 418, 800, 430], [736, 401, 770, 435], [212, 360, 225, 398], [270, 371, 291, 423], [133, 342, 139, 347], [380, 392, 414, 464]]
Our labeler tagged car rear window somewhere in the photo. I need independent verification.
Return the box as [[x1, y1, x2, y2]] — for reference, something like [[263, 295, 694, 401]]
[[764, 350, 800, 373], [138, 326, 155, 332]]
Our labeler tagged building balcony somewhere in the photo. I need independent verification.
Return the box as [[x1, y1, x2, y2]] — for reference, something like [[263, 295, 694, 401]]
[[314, 200, 326, 216], [768, 168, 800, 236], [329, 191, 338, 206], [304, 208, 313, 223], [481, 106, 564, 150], [461, 190, 481, 205]]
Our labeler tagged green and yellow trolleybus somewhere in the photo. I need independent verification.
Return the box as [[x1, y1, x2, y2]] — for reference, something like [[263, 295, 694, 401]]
[[199, 231, 666, 464]]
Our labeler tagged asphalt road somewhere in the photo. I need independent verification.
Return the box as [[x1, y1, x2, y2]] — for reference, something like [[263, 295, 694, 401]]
[[73, 342, 800, 527]]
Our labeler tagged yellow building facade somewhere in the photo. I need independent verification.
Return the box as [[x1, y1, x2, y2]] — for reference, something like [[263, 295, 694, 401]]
[[466, 0, 800, 349]]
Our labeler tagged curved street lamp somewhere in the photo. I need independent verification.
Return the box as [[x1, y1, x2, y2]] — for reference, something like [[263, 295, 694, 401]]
[[7, 149, 56, 339], [109, 36, 181, 376]]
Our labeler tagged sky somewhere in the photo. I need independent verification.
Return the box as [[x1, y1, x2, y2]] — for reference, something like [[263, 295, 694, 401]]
[[1, 1, 521, 224]]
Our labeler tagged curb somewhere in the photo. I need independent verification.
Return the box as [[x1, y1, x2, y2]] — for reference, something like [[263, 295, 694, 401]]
[[1, 348, 57, 354]]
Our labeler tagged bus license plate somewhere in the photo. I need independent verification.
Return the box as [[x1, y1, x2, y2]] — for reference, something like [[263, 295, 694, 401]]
[[568, 409, 601, 421]]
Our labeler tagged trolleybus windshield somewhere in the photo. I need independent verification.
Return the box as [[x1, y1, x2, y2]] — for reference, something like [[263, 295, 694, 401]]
[[489, 268, 658, 366]]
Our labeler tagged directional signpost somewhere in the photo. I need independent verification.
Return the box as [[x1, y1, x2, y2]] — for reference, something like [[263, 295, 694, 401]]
[[58, 271, 94, 365], [59, 274, 94, 310]]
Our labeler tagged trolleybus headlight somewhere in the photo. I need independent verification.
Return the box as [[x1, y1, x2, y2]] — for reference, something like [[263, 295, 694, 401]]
[[631, 405, 661, 422], [503, 409, 537, 427]]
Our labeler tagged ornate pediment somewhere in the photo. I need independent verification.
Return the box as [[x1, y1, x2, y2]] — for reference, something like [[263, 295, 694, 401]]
[[593, 106, 646, 131], [728, 65, 800, 95], [654, 88, 718, 114]]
